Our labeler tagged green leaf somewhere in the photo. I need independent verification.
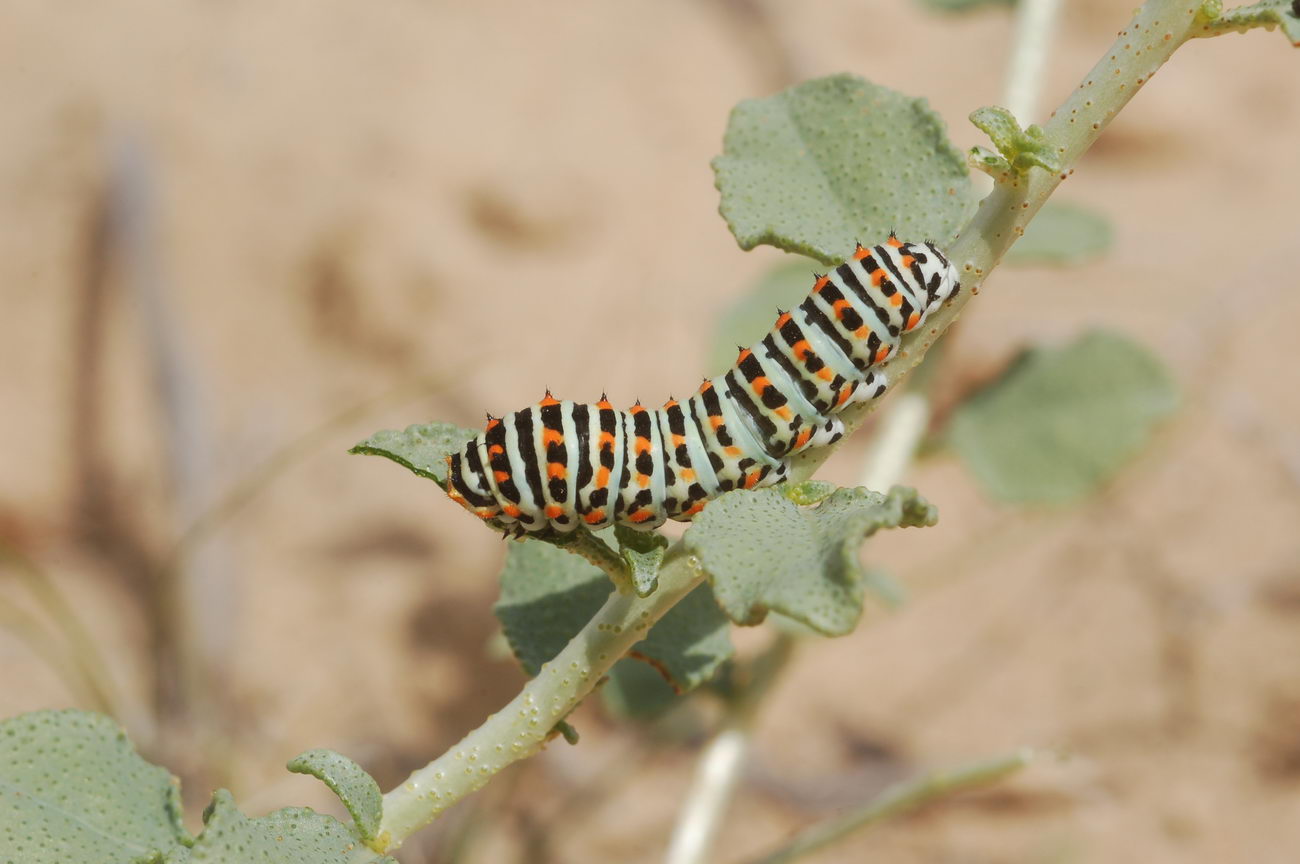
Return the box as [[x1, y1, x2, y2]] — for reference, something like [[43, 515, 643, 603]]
[[602, 659, 682, 720], [614, 525, 669, 597], [708, 257, 823, 377], [493, 539, 733, 692], [969, 106, 1061, 174], [286, 750, 383, 847], [713, 73, 974, 265], [190, 791, 394, 863], [948, 329, 1178, 504], [918, 0, 1014, 11], [1006, 200, 1113, 267], [685, 487, 938, 635], [349, 422, 478, 485], [0, 709, 191, 864], [781, 480, 839, 507]]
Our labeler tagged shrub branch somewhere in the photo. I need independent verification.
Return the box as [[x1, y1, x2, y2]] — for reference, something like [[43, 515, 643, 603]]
[[375, 0, 1288, 850]]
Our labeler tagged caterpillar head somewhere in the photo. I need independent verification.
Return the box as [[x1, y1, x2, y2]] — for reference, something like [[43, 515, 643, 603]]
[[918, 240, 962, 313]]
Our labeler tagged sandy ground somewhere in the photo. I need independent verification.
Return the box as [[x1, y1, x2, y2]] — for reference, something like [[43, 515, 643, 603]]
[[1, 1, 1298, 862]]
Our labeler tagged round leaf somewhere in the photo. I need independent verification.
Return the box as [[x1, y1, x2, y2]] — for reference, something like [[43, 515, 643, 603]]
[[713, 73, 974, 265]]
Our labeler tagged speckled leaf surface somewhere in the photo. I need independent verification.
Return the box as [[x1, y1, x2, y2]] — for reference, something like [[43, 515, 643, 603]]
[[350, 422, 478, 485], [493, 539, 732, 692], [0, 710, 191, 864], [286, 750, 382, 846], [708, 257, 823, 376], [685, 487, 937, 635], [189, 791, 393, 863], [948, 329, 1178, 504], [713, 73, 973, 265], [1005, 200, 1113, 267]]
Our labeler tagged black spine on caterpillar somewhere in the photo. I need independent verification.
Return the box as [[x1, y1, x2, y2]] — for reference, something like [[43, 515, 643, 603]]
[[445, 235, 961, 537]]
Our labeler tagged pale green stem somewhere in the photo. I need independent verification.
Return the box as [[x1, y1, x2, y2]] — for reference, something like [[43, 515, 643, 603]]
[[374, 1, 1284, 850], [665, 635, 795, 864], [376, 546, 705, 851], [744, 750, 1035, 864], [792, 0, 1240, 485]]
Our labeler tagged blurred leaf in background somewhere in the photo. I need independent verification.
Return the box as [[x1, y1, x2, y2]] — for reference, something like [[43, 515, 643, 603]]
[[1005, 200, 1113, 267], [947, 329, 1178, 504]]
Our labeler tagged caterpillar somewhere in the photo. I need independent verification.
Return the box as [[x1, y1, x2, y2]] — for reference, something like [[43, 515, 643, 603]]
[[446, 234, 961, 537]]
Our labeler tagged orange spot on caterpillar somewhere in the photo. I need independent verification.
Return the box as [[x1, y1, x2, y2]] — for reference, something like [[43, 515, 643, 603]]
[[476, 508, 497, 519], [599, 432, 615, 449], [836, 386, 854, 407], [489, 444, 505, 456], [743, 472, 761, 489], [698, 380, 713, 393], [751, 376, 771, 394], [776, 312, 792, 327], [871, 270, 886, 287], [595, 466, 610, 488], [539, 392, 560, 407], [889, 294, 902, 307], [684, 502, 706, 516], [833, 299, 851, 319], [724, 446, 741, 457], [663, 398, 678, 409], [854, 326, 870, 339], [637, 473, 651, 488], [629, 403, 646, 414], [737, 348, 752, 363], [486, 418, 502, 430], [545, 504, 564, 518], [853, 245, 871, 260], [547, 462, 566, 479], [503, 504, 522, 518], [681, 468, 696, 482], [905, 311, 920, 330], [901, 255, 915, 267], [583, 509, 606, 524], [494, 470, 511, 483], [794, 428, 813, 449], [634, 437, 651, 454], [775, 406, 792, 421], [710, 415, 725, 430], [596, 398, 613, 410], [887, 234, 903, 247], [816, 367, 834, 382], [672, 434, 686, 447], [628, 509, 654, 523], [874, 346, 891, 363], [793, 340, 812, 360], [813, 275, 830, 292], [542, 429, 563, 446]]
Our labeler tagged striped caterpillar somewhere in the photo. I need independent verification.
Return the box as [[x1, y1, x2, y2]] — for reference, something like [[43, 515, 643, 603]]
[[446, 234, 961, 537]]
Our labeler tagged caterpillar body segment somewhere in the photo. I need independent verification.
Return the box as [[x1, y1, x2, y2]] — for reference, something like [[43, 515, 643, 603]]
[[446, 236, 960, 537]]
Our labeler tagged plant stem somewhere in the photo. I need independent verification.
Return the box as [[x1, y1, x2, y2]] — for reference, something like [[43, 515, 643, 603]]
[[1004, 0, 1064, 123], [664, 634, 795, 864], [374, 0, 1286, 848], [743, 750, 1035, 864], [376, 546, 705, 851], [791, 0, 1241, 485]]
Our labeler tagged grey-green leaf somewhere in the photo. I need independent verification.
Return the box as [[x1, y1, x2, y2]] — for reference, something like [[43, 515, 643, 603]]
[[349, 422, 478, 485], [948, 329, 1178, 504], [0, 709, 191, 864], [190, 791, 394, 863], [713, 73, 974, 265], [602, 659, 682, 720], [493, 539, 733, 692], [615, 524, 669, 597], [708, 257, 823, 377], [286, 750, 383, 846], [1006, 200, 1113, 267], [685, 487, 937, 635]]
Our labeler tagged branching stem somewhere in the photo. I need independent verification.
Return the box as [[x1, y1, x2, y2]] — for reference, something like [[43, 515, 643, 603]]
[[374, 0, 1285, 850]]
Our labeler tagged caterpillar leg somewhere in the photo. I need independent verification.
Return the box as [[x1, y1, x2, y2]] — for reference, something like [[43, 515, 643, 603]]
[[847, 370, 888, 405]]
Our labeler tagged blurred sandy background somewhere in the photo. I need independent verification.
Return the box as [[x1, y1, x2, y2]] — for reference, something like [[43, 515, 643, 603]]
[[1, 1, 1298, 862]]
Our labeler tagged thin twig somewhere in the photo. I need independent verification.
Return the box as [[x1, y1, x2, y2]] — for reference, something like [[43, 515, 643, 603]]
[[743, 750, 1035, 864]]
